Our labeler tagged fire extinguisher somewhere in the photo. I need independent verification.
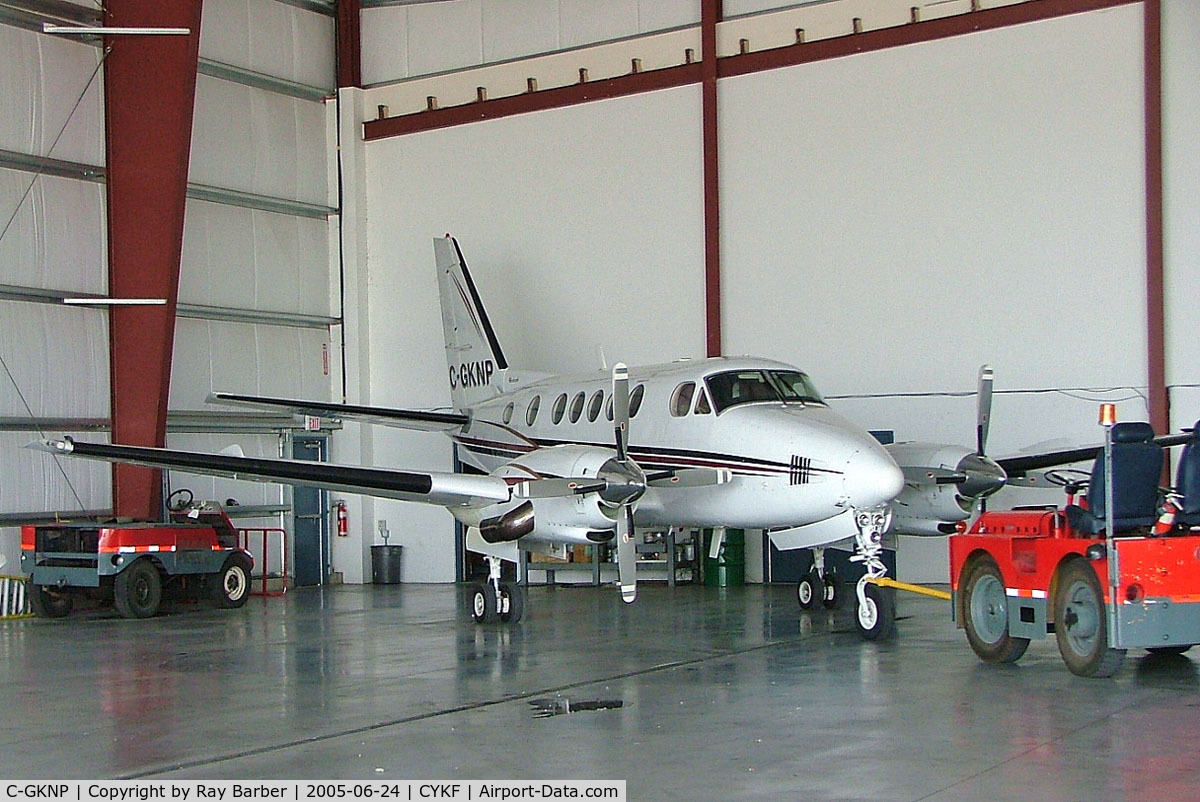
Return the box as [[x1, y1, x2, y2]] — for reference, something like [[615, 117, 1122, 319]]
[[334, 500, 349, 537]]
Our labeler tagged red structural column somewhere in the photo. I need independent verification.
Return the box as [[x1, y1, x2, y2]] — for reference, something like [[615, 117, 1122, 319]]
[[336, 0, 362, 89], [1143, 0, 1167, 435], [103, 0, 203, 519], [702, 0, 722, 358]]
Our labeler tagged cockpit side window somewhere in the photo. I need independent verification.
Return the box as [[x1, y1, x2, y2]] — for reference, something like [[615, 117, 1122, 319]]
[[670, 382, 696, 417], [704, 370, 779, 413], [768, 370, 825, 405], [694, 388, 711, 415]]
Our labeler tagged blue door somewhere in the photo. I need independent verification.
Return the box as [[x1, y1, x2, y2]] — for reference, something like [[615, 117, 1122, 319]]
[[292, 435, 329, 586]]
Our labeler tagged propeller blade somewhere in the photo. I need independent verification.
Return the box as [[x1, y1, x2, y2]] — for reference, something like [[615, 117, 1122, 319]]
[[612, 363, 630, 463], [616, 504, 637, 603], [976, 364, 993, 456]]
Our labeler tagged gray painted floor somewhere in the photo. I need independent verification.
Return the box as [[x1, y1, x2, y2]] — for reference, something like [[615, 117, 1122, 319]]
[[2, 582, 1199, 800]]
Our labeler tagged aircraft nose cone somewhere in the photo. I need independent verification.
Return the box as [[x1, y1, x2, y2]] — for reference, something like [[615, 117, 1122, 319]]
[[843, 447, 905, 509], [956, 453, 1007, 499]]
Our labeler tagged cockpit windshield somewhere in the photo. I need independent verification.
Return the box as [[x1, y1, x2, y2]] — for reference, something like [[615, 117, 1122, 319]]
[[704, 369, 826, 413]]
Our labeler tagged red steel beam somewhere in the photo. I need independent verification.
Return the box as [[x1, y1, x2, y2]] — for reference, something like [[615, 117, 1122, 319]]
[[1144, 0, 1167, 435], [104, 0, 203, 519], [337, 0, 362, 89], [702, 0, 722, 358]]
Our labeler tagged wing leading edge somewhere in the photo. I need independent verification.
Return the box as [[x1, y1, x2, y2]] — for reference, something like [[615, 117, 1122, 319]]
[[28, 438, 510, 508]]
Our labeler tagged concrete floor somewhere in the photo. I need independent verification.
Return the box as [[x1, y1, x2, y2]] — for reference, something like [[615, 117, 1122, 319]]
[[2, 582, 1199, 799]]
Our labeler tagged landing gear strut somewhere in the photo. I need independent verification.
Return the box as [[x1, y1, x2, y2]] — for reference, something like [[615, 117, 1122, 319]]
[[850, 506, 896, 640], [471, 555, 524, 625]]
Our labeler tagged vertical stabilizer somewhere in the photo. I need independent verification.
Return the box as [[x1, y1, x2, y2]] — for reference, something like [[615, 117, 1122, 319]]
[[435, 236, 509, 412]]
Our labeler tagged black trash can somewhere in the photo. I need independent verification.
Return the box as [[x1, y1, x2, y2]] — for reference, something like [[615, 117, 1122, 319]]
[[371, 544, 403, 584]]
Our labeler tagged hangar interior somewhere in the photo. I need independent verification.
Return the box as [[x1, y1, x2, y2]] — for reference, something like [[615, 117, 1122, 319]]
[[2, 0, 1200, 791]]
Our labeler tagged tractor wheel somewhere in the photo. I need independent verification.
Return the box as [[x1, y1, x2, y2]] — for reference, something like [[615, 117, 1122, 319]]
[[1054, 559, 1125, 678], [113, 559, 163, 619], [210, 553, 253, 609], [962, 557, 1030, 664], [28, 583, 72, 618]]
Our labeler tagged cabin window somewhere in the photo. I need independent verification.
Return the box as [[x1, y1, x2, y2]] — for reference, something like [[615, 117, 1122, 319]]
[[502, 402, 514, 424], [630, 384, 645, 417], [569, 391, 586, 423], [605, 395, 614, 422], [704, 370, 778, 413], [526, 396, 540, 426], [587, 390, 604, 422], [694, 389, 712, 415], [552, 393, 568, 424], [670, 382, 696, 417]]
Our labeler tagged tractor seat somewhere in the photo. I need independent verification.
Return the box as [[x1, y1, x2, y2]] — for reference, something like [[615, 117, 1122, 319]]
[[1174, 420, 1200, 527], [1065, 421, 1163, 536]]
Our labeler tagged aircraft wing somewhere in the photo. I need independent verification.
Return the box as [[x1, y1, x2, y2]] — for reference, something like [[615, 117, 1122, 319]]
[[997, 430, 1193, 478], [28, 438, 511, 508], [206, 392, 468, 432]]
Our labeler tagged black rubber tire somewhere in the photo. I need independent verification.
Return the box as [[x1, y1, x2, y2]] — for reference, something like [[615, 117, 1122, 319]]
[[27, 583, 72, 618], [1054, 559, 1126, 678], [471, 584, 497, 623], [1147, 645, 1193, 656], [210, 553, 253, 609], [797, 571, 821, 610], [962, 558, 1030, 664], [855, 582, 896, 641], [113, 559, 163, 619], [499, 582, 524, 624], [822, 573, 842, 610]]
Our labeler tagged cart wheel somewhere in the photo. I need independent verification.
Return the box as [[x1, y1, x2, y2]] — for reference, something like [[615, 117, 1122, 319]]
[[822, 574, 842, 610], [855, 582, 896, 641], [1147, 645, 1192, 656], [28, 583, 72, 618], [471, 584, 497, 623], [1054, 559, 1126, 677], [962, 558, 1030, 663], [210, 553, 253, 609], [113, 559, 163, 619], [797, 571, 821, 610], [499, 582, 524, 624]]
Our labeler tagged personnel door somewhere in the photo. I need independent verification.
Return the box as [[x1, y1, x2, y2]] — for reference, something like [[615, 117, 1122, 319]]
[[292, 435, 329, 586]]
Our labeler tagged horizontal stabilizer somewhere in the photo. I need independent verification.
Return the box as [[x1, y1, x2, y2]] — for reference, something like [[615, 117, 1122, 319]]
[[207, 392, 468, 432]]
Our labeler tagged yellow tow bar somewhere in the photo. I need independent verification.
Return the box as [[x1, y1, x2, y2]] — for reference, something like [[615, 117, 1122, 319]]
[[866, 576, 952, 601]]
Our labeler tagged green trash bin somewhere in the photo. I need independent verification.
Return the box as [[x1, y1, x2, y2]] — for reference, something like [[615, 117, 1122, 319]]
[[703, 529, 745, 587]]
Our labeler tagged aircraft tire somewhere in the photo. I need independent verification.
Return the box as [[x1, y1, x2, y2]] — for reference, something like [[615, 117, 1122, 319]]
[[822, 574, 842, 610], [471, 584, 497, 623], [499, 582, 524, 624], [854, 582, 896, 641], [797, 571, 821, 610]]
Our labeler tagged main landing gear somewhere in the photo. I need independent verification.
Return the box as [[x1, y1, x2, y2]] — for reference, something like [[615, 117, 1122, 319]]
[[796, 547, 841, 612], [471, 555, 524, 625]]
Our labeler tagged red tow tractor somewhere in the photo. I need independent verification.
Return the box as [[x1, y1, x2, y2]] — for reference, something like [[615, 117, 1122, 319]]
[[950, 406, 1200, 677], [21, 489, 255, 619]]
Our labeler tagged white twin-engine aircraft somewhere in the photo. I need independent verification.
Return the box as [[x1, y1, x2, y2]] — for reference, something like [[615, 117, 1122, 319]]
[[30, 236, 1010, 639]]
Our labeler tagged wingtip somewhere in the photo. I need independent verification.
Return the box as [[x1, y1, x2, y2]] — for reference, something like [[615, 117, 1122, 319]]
[[25, 438, 73, 454]]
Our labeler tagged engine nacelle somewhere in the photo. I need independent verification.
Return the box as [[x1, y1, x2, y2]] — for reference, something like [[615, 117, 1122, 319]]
[[459, 445, 627, 544], [889, 482, 970, 536]]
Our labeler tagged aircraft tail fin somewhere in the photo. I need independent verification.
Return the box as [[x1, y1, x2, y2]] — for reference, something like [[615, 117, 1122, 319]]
[[435, 236, 509, 412]]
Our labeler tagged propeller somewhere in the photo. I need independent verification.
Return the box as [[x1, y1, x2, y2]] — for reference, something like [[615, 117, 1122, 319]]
[[609, 363, 643, 604], [961, 364, 1006, 508]]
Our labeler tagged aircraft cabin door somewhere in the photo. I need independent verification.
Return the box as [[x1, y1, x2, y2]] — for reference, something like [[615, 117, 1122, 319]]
[[292, 434, 329, 586]]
